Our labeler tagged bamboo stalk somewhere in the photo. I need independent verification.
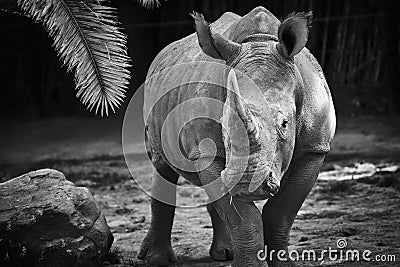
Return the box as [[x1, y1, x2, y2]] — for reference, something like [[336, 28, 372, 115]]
[[320, 0, 331, 68]]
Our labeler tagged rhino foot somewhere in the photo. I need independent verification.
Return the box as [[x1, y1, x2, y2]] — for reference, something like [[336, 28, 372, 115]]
[[137, 239, 178, 265], [210, 240, 234, 261]]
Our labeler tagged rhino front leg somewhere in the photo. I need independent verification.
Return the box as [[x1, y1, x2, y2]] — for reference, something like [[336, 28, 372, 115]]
[[199, 158, 267, 267], [262, 152, 325, 267], [138, 164, 179, 265], [207, 204, 234, 261]]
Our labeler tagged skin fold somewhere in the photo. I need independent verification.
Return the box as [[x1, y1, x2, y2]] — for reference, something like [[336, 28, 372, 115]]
[[139, 6, 336, 267]]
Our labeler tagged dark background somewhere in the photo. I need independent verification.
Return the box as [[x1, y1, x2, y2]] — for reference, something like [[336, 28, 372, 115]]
[[0, 0, 398, 119]]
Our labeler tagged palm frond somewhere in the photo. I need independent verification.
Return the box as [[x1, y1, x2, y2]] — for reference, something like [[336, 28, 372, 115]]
[[135, 0, 161, 9], [17, 0, 131, 116]]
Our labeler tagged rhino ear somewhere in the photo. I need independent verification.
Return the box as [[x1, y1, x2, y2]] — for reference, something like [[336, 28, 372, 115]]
[[190, 12, 241, 61], [277, 12, 312, 58]]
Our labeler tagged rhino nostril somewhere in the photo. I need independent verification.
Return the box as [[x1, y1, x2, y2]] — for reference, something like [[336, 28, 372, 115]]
[[268, 172, 277, 182]]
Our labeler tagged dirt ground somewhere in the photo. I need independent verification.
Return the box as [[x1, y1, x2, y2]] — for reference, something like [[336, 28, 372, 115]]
[[1, 116, 400, 266]]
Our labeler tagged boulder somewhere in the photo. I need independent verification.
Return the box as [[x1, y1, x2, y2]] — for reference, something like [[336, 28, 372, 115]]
[[0, 169, 113, 266]]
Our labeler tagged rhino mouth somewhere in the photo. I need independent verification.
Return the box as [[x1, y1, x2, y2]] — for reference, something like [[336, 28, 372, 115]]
[[221, 162, 279, 201], [230, 176, 279, 201]]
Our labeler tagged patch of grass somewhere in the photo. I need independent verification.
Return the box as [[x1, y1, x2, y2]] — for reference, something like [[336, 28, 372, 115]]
[[335, 227, 358, 237], [311, 226, 358, 238], [66, 171, 131, 187], [131, 196, 148, 203], [108, 161, 126, 167], [366, 209, 395, 219], [115, 207, 133, 215], [0, 155, 135, 189], [297, 210, 348, 220], [321, 210, 348, 219], [320, 162, 341, 172], [320, 180, 355, 195], [297, 213, 319, 220], [376, 175, 400, 190], [358, 171, 400, 191], [347, 215, 369, 222]]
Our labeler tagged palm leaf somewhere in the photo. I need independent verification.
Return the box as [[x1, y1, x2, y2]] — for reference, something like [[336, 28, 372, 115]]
[[135, 0, 161, 9], [17, 0, 131, 116]]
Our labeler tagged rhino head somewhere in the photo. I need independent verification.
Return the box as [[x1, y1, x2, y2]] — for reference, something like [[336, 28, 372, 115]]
[[192, 8, 312, 200]]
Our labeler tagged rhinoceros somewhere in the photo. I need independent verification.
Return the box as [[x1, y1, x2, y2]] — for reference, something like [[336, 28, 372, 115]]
[[138, 6, 336, 267]]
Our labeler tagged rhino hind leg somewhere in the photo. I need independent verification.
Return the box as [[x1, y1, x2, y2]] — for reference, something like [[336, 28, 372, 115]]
[[138, 162, 179, 265], [207, 204, 234, 261]]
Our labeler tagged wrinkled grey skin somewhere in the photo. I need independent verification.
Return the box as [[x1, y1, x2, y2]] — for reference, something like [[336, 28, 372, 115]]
[[139, 7, 335, 267]]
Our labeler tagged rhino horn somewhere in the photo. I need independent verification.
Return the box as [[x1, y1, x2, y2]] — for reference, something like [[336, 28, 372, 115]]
[[220, 71, 249, 189], [221, 70, 260, 188], [191, 12, 241, 62], [224, 69, 247, 123]]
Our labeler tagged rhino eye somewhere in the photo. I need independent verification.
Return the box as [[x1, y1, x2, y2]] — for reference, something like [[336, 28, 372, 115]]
[[277, 113, 288, 140]]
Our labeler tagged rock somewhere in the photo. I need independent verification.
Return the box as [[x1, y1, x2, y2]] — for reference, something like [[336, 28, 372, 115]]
[[0, 169, 113, 266]]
